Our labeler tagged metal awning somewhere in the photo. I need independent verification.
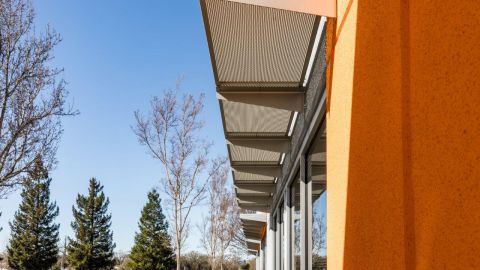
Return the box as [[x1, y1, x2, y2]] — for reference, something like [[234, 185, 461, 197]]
[[201, 0, 323, 212], [241, 213, 267, 248], [202, 0, 320, 89]]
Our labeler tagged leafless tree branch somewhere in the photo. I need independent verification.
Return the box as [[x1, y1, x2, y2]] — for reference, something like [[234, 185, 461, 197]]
[[133, 85, 226, 270], [199, 163, 243, 270], [0, 0, 77, 198]]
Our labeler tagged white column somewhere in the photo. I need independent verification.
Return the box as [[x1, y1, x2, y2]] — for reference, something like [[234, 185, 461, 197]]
[[284, 188, 293, 270], [276, 213, 281, 269], [300, 155, 313, 270], [256, 256, 260, 270], [260, 242, 265, 270], [266, 215, 276, 270]]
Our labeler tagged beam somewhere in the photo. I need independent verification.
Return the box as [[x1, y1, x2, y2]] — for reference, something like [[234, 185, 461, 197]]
[[246, 238, 262, 244], [239, 203, 271, 212], [227, 137, 290, 153], [242, 226, 265, 232], [313, 181, 326, 195], [226, 0, 336, 17], [247, 242, 260, 250], [244, 233, 263, 241], [236, 183, 275, 195], [238, 196, 273, 204], [311, 163, 326, 177], [217, 91, 304, 112], [244, 225, 265, 231], [243, 224, 266, 230], [244, 228, 263, 234], [244, 232, 262, 240], [240, 213, 268, 223], [310, 137, 326, 154], [232, 165, 282, 177]]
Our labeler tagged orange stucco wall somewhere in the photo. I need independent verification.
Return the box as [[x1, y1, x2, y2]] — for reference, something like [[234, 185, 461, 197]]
[[327, 0, 480, 269]]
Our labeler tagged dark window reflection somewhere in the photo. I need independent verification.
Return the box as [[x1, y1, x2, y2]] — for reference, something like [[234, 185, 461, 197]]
[[292, 177, 301, 270]]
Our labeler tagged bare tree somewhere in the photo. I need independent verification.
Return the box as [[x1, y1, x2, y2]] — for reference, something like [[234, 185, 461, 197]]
[[199, 163, 242, 270], [199, 213, 218, 270], [133, 86, 226, 270], [312, 211, 326, 255], [0, 0, 76, 197]]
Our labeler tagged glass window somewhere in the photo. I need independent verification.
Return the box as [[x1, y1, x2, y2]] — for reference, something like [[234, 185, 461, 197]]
[[308, 126, 327, 270], [292, 177, 301, 270], [312, 192, 326, 269]]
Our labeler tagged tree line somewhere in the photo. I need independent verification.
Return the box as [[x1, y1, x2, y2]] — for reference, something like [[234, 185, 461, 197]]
[[2, 157, 243, 270], [2, 158, 177, 270]]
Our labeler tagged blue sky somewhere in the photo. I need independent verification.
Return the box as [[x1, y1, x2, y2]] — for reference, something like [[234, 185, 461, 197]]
[[0, 1, 227, 253], [0, 1, 327, 254]]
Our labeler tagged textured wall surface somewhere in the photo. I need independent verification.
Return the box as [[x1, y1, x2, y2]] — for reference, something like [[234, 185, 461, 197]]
[[328, 0, 480, 269]]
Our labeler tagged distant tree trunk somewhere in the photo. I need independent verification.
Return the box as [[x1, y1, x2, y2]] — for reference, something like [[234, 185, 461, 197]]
[[176, 243, 181, 270]]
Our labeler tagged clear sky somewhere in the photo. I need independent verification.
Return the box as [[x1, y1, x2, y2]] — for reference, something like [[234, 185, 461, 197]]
[[0, 1, 227, 253]]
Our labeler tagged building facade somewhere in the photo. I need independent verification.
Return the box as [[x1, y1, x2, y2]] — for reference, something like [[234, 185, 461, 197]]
[[201, 0, 480, 269]]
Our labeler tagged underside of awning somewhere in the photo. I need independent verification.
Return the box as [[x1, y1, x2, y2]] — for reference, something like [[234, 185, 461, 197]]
[[202, 0, 320, 88], [201, 0, 323, 215], [241, 213, 267, 251]]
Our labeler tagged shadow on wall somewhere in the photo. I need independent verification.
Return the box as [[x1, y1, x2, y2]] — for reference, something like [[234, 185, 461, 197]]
[[343, 0, 480, 269]]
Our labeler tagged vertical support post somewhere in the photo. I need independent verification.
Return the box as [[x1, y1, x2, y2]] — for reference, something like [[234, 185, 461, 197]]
[[280, 207, 285, 270], [291, 183, 297, 270], [284, 188, 292, 269], [267, 215, 276, 270], [256, 256, 260, 270], [300, 155, 313, 270], [260, 241, 265, 270], [276, 213, 281, 269]]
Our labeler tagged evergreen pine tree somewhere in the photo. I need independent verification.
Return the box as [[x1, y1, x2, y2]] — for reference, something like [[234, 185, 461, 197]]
[[128, 189, 175, 270], [7, 160, 60, 270], [67, 178, 115, 270]]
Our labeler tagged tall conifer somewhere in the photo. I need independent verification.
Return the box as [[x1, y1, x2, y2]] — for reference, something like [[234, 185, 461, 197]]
[[7, 160, 60, 270], [67, 178, 115, 270], [128, 189, 175, 270]]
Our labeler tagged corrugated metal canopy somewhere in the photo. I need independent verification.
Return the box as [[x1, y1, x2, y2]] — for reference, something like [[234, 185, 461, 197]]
[[229, 144, 281, 164], [201, 0, 322, 215], [221, 100, 293, 136], [201, 0, 319, 87], [233, 171, 275, 183], [241, 213, 267, 244]]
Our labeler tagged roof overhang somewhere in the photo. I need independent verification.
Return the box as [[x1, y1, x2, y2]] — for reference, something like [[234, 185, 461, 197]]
[[201, 0, 322, 90], [201, 0, 326, 235], [241, 213, 268, 246]]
